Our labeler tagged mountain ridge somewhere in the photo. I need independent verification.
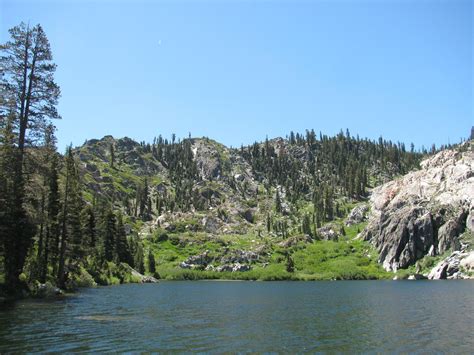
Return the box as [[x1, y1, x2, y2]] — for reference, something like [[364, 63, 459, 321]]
[[70, 132, 473, 280]]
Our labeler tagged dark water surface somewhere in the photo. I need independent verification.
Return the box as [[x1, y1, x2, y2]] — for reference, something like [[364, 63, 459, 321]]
[[1, 281, 473, 352]]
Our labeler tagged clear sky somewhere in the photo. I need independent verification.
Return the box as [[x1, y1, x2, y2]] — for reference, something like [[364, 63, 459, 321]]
[[1, 0, 472, 151]]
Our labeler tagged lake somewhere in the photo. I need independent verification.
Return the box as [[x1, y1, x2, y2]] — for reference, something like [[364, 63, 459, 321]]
[[1, 281, 473, 352]]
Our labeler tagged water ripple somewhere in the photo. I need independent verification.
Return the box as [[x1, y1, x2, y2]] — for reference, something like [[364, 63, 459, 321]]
[[1, 281, 473, 352]]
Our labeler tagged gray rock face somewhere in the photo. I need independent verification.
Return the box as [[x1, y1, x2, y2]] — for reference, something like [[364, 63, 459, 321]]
[[345, 204, 369, 226], [220, 250, 259, 264], [213, 263, 251, 272], [317, 224, 340, 241], [141, 276, 159, 283], [191, 139, 225, 180], [180, 249, 258, 272], [241, 209, 256, 223], [122, 263, 159, 283], [460, 251, 474, 273], [202, 216, 222, 234], [437, 218, 462, 254], [180, 251, 212, 269], [231, 263, 251, 272], [466, 210, 474, 232], [372, 207, 434, 271], [427, 251, 472, 280], [407, 274, 427, 280], [362, 148, 473, 271]]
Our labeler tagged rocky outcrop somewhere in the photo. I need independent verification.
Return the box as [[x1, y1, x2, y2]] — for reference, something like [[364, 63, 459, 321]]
[[362, 148, 473, 271], [345, 204, 369, 226], [33, 282, 63, 298], [460, 250, 474, 274], [179, 249, 261, 271], [220, 250, 260, 264], [437, 217, 463, 254], [180, 251, 212, 269], [466, 210, 474, 231], [206, 263, 252, 272], [428, 250, 474, 280], [141, 275, 159, 283], [202, 216, 223, 234], [122, 264, 159, 283], [191, 138, 226, 180], [317, 224, 340, 241], [241, 209, 256, 223], [407, 274, 427, 280]]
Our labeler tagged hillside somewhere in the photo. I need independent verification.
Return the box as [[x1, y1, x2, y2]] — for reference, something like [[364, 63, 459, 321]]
[[76, 132, 420, 235], [65, 131, 423, 281]]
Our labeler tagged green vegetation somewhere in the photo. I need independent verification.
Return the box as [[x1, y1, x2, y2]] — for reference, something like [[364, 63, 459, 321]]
[[139, 221, 389, 281]]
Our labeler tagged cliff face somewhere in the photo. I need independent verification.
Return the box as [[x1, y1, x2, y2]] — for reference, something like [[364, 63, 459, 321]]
[[362, 146, 474, 271]]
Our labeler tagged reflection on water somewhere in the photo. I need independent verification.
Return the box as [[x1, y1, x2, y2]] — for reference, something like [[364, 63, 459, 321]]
[[1, 281, 473, 352]]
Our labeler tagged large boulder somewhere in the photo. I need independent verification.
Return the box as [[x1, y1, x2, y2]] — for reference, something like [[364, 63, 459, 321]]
[[460, 251, 474, 273], [121, 263, 159, 283], [465, 209, 474, 232], [427, 251, 472, 280], [33, 282, 63, 298], [345, 204, 369, 226], [317, 224, 340, 241], [214, 263, 252, 272], [202, 216, 222, 234], [180, 251, 212, 269]]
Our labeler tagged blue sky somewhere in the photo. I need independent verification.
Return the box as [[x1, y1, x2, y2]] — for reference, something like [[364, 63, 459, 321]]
[[1, 0, 472, 151]]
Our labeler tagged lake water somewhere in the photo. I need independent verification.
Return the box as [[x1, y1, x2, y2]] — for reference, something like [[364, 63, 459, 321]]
[[1, 281, 473, 352]]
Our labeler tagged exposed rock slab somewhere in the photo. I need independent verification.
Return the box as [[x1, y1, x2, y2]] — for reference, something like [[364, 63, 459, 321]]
[[345, 204, 369, 226], [428, 250, 473, 280], [362, 148, 473, 271]]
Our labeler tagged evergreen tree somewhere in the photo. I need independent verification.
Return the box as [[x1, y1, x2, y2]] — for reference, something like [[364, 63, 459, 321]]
[[47, 153, 61, 260], [82, 205, 96, 250], [134, 243, 145, 274], [302, 214, 312, 236], [109, 143, 115, 168], [340, 226, 346, 236], [0, 112, 34, 291], [68, 152, 84, 262], [57, 147, 73, 288], [56, 147, 83, 287], [1, 22, 60, 292], [275, 190, 282, 213], [116, 213, 131, 264], [40, 127, 60, 283], [148, 250, 156, 274], [286, 254, 295, 273], [266, 214, 271, 233], [103, 209, 117, 262]]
